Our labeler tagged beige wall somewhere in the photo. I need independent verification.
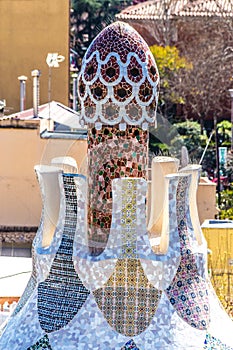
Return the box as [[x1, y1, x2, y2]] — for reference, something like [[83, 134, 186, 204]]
[[197, 177, 219, 225], [0, 127, 217, 229], [0, 0, 69, 114], [0, 127, 87, 227]]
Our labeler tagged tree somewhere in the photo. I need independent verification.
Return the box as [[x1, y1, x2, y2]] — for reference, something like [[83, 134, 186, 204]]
[[70, 0, 132, 64], [176, 17, 233, 124], [117, 1, 233, 124], [150, 45, 192, 118]]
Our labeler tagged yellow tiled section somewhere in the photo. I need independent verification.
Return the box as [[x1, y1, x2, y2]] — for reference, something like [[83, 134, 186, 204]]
[[202, 225, 233, 318]]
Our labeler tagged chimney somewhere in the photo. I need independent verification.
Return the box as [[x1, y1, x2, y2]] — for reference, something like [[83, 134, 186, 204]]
[[18, 75, 27, 111], [72, 72, 78, 111], [31, 69, 41, 117]]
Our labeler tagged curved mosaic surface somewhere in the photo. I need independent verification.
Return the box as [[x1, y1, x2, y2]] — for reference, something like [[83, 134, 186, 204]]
[[11, 166, 63, 318], [1, 19, 233, 350], [93, 178, 161, 336], [74, 174, 180, 292], [37, 174, 90, 332], [78, 21, 159, 130], [207, 281, 233, 348], [93, 258, 161, 337], [35, 171, 66, 283], [165, 175, 210, 330], [140, 174, 181, 290], [11, 271, 36, 318], [0, 290, 44, 349]]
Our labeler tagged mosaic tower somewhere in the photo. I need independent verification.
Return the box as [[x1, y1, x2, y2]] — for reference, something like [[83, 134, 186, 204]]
[[78, 21, 159, 255], [0, 20, 233, 350]]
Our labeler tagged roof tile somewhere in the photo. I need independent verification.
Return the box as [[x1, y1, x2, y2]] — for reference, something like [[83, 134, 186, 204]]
[[116, 0, 233, 20]]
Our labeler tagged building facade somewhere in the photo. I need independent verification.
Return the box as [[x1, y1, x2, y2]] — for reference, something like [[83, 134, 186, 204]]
[[0, 0, 70, 114]]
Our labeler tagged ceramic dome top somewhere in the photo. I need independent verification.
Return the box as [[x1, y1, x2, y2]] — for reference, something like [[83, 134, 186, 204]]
[[78, 21, 159, 130]]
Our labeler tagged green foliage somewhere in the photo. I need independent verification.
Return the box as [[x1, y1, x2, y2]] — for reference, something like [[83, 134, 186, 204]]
[[218, 120, 232, 130], [148, 140, 170, 156], [220, 189, 233, 209], [169, 120, 207, 161], [219, 207, 233, 220], [149, 118, 232, 180], [219, 188, 233, 220], [149, 119, 214, 166], [217, 120, 232, 147]]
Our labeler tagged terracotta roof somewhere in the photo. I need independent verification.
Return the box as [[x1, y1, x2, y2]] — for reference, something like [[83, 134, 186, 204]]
[[116, 0, 233, 20]]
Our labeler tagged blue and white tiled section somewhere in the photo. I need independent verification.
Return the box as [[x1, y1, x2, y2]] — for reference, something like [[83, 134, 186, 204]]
[[37, 174, 90, 332]]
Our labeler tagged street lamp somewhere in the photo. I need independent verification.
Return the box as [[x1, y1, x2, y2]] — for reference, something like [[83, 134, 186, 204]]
[[228, 89, 233, 152]]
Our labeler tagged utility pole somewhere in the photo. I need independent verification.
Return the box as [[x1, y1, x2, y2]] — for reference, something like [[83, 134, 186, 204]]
[[228, 89, 233, 153], [214, 116, 221, 208]]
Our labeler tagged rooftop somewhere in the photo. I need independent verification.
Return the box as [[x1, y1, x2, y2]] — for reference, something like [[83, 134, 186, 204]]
[[0, 101, 87, 139], [116, 0, 233, 20]]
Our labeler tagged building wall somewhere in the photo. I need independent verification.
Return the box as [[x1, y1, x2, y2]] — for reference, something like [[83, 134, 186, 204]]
[[0, 127, 87, 227], [0, 127, 217, 229], [0, 0, 69, 114], [197, 177, 219, 225]]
